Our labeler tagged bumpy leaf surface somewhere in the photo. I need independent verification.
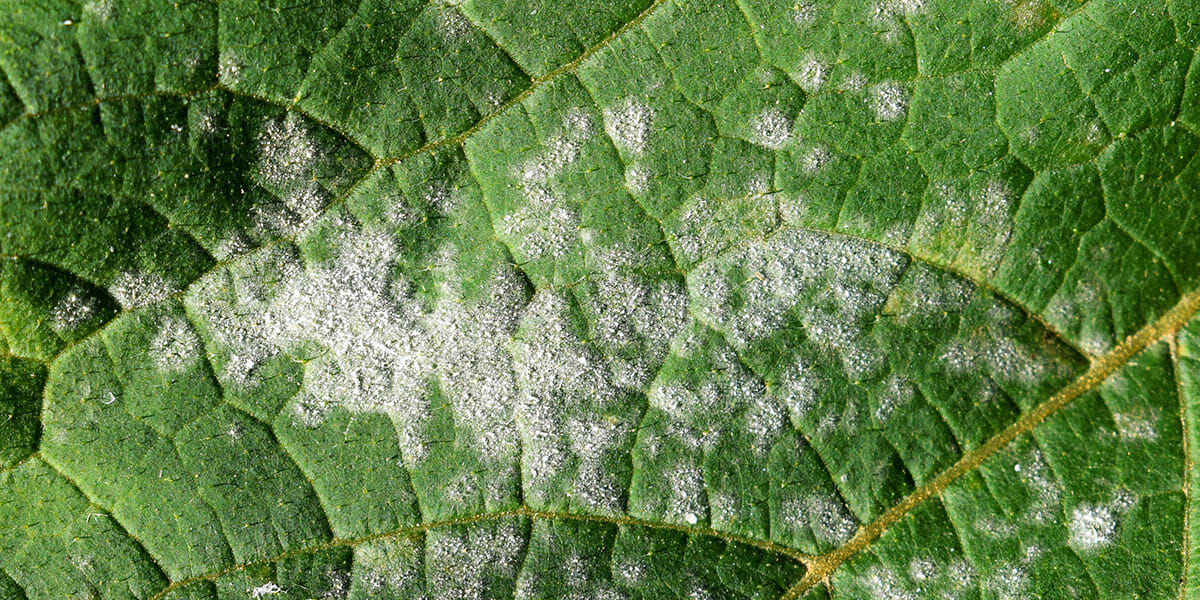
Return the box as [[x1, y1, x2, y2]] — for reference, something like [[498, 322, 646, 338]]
[[2, 0, 1200, 598]]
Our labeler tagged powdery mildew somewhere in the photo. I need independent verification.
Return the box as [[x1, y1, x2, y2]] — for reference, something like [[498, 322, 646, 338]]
[[501, 110, 595, 260], [354, 537, 424, 596], [426, 524, 526, 600], [191, 211, 689, 512], [149, 314, 202, 373], [751, 108, 794, 150], [109, 271, 174, 309], [689, 228, 907, 381], [782, 493, 858, 547], [870, 82, 908, 121], [52, 291, 99, 332], [603, 98, 654, 155], [1066, 504, 1116, 552], [253, 113, 331, 236], [794, 55, 828, 93]]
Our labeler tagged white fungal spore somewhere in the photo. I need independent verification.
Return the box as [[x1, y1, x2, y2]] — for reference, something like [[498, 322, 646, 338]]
[[1067, 504, 1117, 552], [689, 228, 906, 381], [218, 52, 242, 85], [437, 6, 472, 39], [603, 98, 654, 154], [250, 582, 283, 599], [1113, 410, 1158, 441], [427, 524, 526, 600], [52, 291, 98, 331], [109, 271, 174, 309], [150, 315, 201, 372], [355, 537, 423, 595], [800, 145, 831, 173], [751, 108, 794, 150], [258, 115, 319, 185], [860, 567, 916, 600], [624, 164, 653, 194], [502, 109, 594, 259], [190, 231, 524, 468], [985, 564, 1029, 600], [795, 55, 828, 93], [783, 493, 858, 546], [870, 82, 908, 121]]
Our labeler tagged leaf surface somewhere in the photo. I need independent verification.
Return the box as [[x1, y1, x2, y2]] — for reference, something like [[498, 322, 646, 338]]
[[2, 0, 1200, 598]]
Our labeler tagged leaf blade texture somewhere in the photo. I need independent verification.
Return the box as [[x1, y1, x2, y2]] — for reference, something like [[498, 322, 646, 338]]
[[2, 0, 1200, 598]]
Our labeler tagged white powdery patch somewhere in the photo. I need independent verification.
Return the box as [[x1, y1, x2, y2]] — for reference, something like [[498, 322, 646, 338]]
[[250, 582, 283, 599], [870, 82, 908, 121], [83, 0, 113, 21], [512, 283, 672, 511], [585, 246, 689, 389], [775, 357, 818, 424], [860, 567, 916, 600], [672, 197, 721, 263], [254, 113, 331, 235], [522, 554, 625, 600], [213, 230, 253, 261], [910, 183, 968, 253], [195, 108, 222, 137], [258, 113, 319, 187], [649, 346, 783, 455], [751, 108, 794, 150], [1005, 0, 1048, 29], [613, 558, 647, 585], [567, 418, 626, 509], [321, 570, 350, 600], [946, 559, 977, 590], [689, 228, 907, 382], [953, 178, 1016, 277], [778, 194, 808, 225], [874, 375, 915, 422], [1010, 446, 1062, 525], [427, 524, 526, 599], [841, 71, 868, 93], [746, 173, 772, 196], [794, 54, 828, 93], [150, 315, 201, 373], [218, 52, 243, 85], [872, 0, 927, 22], [624, 164, 652, 195], [940, 334, 1058, 387], [799, 145, 831, 173], [437, 6, 472, 40], [425, 183, 460, 215], [985, 564, 1029, 600], [109, 271, 174, 309], [1112, 410, 1158, 441], [190, 230, 526, 467], [908, 558, 937, 582], [355, 538, 423, 595], [975, 515, 1016, 538], [887, 266, 974, 326], [52, 291, 99, 331], [783, 493, 858, 546], [792, 1, 816, 27], [603, 98, 654, 154], [709, 492, 742, 527], [502, 109, 594, 260], [745, 391, 787, 455], [668, 464, 707, 525], [1067, 504, 1117, 552], [1044, 276, 1110, 355]]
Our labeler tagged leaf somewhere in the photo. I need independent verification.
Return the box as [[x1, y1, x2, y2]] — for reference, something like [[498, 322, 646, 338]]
[[1, 0, 1199, 598]]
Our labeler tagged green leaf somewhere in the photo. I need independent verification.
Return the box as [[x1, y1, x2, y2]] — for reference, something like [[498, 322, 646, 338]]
[[1, 0, 1199, 598]]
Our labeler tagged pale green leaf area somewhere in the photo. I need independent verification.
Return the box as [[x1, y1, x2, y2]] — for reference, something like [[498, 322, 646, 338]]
[[2, 0, 1200, 598]]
